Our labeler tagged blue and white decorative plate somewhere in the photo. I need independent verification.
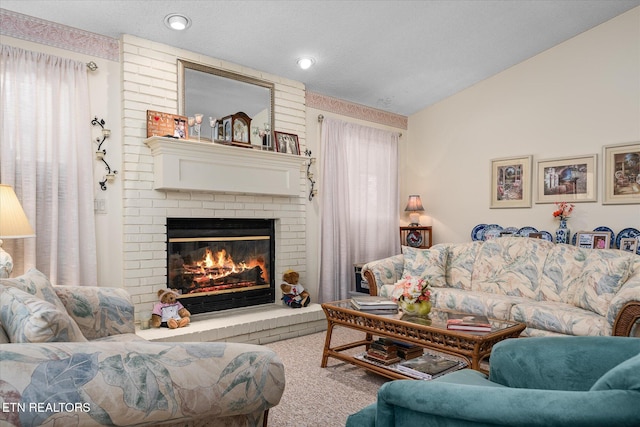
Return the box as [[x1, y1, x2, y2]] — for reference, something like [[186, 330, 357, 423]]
[[616, 227, 640, 255], [539, 231, 553, 242], [502, 226, 519, 236], [471, 224, 487, 241], [593, 226, 615, 248], [517, 226, 538, 237], [482, 224, 504, 240]]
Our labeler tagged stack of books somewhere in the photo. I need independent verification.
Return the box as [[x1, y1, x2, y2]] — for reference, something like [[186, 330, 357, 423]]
[[350, 296, 398, 314], [392, 340, 424, 360], [395, 352, 465, 380], [446, 313, 492, 332], [364, 338, 401, 365]]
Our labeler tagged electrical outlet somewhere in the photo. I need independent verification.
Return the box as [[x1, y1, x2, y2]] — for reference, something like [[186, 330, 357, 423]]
[[94, 198, 106, 214]]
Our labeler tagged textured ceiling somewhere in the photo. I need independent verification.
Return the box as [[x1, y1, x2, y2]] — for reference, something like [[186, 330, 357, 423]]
[[1, 0, 638, 116]]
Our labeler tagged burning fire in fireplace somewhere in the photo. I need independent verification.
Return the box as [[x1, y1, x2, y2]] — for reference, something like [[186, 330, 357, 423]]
[[170, 243, 269, 296]]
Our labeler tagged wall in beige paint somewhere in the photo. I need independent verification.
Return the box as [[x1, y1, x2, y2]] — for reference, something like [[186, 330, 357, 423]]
[[406, 7, 640, 244]]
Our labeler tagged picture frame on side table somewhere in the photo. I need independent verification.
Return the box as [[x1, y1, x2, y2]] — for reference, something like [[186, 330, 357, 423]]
[[619, 238, 638, 253], [490, 155, 532, 208], [536, 154, 597, 203], [576, 231, 611, 250], [603, 142, 640, 205], [274, 131, 300, 155]]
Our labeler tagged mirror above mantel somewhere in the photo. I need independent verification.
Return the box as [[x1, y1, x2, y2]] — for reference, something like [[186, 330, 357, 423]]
[[177, 59, 275, 149]]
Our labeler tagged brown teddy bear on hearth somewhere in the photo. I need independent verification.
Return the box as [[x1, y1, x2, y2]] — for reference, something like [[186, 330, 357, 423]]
[[281, 270, 310, 308], [150, 289, 191, 328]]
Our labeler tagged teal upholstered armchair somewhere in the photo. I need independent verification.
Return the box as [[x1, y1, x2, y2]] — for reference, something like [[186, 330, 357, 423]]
[[347, 337, 640, 427]]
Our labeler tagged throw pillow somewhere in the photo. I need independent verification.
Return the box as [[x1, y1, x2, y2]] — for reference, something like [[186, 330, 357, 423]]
[[401, 245, 447, 287], [0, 268, 67, 312], [572, 252, 632, 317], [0, 286, 87, 343]]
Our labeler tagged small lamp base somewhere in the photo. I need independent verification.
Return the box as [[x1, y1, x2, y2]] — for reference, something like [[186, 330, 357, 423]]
[[408, 212, 421, 226]]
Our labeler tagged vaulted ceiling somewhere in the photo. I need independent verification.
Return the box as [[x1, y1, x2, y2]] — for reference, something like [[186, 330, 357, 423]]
[[2, 1, 638, 116]]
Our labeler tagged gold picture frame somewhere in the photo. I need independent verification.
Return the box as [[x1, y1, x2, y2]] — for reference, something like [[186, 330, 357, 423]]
[[603, 142, 640, 205], [490, 155, 532, 208], [535, 154, 597, 203]]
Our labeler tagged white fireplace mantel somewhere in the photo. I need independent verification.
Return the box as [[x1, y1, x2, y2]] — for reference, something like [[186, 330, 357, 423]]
[[144, 137, 305, 196]]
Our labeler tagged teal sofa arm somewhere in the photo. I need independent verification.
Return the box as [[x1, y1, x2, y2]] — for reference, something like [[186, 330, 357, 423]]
[[54, 286, 135, 339], [372, 374, 640, 427], [489, 336, 640, 390], [362, 254, 404, 296], [0, 340, 285, 426]]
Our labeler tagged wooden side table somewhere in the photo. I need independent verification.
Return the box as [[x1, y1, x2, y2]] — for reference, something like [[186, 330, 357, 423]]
[[400, 226, 432, 249]]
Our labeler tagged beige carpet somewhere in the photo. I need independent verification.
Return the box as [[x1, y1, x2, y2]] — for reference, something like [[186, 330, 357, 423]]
[[265, 327, 389, 427]]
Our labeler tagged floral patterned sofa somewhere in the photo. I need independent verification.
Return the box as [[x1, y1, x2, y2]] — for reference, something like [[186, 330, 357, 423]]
[[363, 236, 640, 337], [0, 269, 285, 427]]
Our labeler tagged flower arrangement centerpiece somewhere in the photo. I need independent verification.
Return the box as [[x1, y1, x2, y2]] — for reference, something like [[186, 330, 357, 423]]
[[552, 201, 574, 244], [552, 201, 574, 221], [391, 276, 432, 317]]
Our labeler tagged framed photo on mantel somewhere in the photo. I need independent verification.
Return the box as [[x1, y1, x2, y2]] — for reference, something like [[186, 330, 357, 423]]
[[147, 110, 189, 139]]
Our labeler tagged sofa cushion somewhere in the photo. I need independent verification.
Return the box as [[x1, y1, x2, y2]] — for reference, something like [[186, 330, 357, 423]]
[[0, 268, 66, 312], [511, 301, 608, 336], [445, 241, 482, 290], [572, 251, 632, 317], [591, 354, 640, 392], [401, 245, 447, 287], [0, 322, 10, 343], [432, 288, 521, 321], [471, 237, 553, 299], [0, 286, 87, 343], [538, 244, 589, 303]]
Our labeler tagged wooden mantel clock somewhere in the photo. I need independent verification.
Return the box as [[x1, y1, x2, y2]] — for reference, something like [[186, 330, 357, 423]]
[[217, 112, 252, 147], [399, 226, 432, 249]]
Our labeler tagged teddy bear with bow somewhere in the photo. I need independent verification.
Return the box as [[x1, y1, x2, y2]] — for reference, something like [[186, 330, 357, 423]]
[[280, 270, 310, 308], [150, 289, 191, 328]]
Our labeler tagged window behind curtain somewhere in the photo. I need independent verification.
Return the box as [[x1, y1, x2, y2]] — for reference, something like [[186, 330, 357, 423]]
[[0, 45, 97, 285], [319, 117, 400, 302]]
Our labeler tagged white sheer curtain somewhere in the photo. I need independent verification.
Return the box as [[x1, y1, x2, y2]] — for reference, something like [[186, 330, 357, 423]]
[[0, 45, 97, 285], [319, 117, 400, 302]]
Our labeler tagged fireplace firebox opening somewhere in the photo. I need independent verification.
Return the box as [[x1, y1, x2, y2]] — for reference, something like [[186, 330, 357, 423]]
[[167, 218, 276, 315]]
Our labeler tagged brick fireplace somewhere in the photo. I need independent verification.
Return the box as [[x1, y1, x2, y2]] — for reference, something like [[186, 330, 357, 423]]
[[120, 35, 309, 320]]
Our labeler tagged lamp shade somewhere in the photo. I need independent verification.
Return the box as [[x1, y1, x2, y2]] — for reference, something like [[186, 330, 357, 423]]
[[404, 195, 425, 212], [0, 184, 35, 238]]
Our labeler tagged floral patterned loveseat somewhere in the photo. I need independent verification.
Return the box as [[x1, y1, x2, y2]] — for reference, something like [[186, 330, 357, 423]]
[[0, 269, 285, 427], [363, 236, 640, 337]]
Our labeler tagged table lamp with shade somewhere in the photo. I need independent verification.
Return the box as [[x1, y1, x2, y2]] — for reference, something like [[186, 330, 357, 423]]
[[404, 195, 424, 226], [0, 184, 35, 278]]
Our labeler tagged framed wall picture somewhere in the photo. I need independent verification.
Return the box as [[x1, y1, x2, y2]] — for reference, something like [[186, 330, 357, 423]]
[[576, 231, 611, 250], [535, 154, 597, 203], [619, 237, 638, 253], [274, 131, 300, 155], [490, 155, 532, 208], [603, 142, 640, 205]]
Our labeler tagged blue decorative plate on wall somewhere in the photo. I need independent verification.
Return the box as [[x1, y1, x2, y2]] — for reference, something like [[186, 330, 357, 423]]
[[539, 231, 553, 242], [616, 227, 640, 255], [593, 226, 615, 248], [471, 224, 487, 241], [482, 224, 504, 240], [517, 226, 538, 237]]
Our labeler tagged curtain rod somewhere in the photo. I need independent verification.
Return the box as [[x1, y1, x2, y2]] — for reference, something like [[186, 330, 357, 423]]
[[318, 113, 402, 137]]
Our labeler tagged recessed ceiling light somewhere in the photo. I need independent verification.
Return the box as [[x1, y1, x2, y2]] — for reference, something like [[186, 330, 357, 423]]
[[164, 14, 191, 31], [297, 57, 315, 70]]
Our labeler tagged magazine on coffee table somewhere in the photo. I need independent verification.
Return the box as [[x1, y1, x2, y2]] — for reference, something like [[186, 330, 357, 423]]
[[355, 349, 467, 380], [446, 312, 492, 332]]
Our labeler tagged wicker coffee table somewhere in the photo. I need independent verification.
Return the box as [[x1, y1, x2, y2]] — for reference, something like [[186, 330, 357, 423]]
[[320, 300, 525, 379]]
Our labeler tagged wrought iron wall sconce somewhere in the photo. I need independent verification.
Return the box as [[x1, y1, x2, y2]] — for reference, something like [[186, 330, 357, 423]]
[[92, 117, 117, 191], [305, 149, 317, 201]]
